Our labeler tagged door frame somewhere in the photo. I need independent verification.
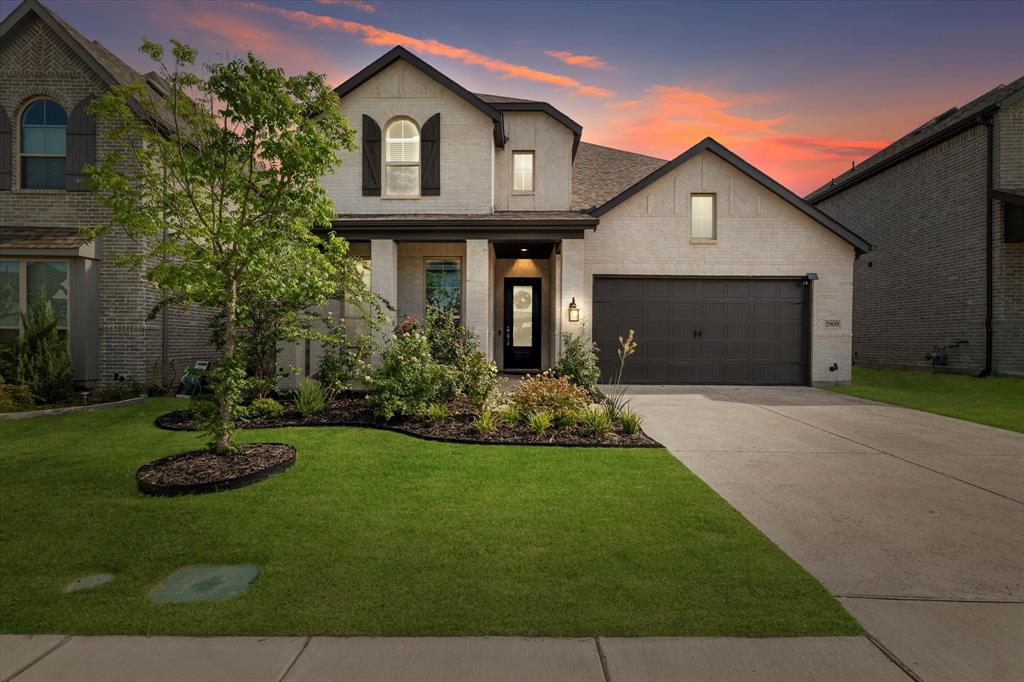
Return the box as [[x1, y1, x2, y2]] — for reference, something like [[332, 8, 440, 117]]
[[503, 277, 542, 371], [591, 274, 812, 386]]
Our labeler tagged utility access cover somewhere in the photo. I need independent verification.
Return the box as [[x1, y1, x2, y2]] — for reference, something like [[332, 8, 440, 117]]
[[64, 573, 114, 593], [149, 564, 259, 604]]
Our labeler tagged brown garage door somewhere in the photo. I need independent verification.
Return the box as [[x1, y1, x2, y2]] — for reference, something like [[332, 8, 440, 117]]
[[593, 277, 809, 385]]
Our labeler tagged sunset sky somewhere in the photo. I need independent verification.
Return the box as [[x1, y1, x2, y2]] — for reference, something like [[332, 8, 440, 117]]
[[10, 0, 1023, 194]]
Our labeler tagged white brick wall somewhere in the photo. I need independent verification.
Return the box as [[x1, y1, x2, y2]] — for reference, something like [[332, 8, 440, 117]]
[[323, 61, 495, 214], [581, 151, 856, 385], [494, 112, 573, 211]]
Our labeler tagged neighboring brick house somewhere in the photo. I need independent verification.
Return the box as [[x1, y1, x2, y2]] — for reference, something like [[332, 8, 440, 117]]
[[808, 77, 1024, 377], [275, 45, 869, 388], [0, 0, 214, 387]]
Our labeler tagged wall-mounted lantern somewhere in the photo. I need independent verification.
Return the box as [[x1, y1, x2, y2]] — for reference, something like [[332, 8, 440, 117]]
[[567, 297, 580, 322]]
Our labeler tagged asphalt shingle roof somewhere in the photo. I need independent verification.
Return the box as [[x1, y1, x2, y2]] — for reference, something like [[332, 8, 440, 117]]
[[571, 142, 667, 211]]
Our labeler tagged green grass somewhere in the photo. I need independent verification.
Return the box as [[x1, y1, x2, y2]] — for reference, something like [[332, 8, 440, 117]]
[[828, 367, 1024, 433], [0, 399, 858, 637]]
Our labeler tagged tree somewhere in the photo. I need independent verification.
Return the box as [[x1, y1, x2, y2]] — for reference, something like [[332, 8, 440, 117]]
[[15, 289, 74, 404], [87, 40, 363, 454]]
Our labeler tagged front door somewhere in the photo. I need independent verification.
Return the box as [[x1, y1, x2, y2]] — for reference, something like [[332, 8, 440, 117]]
[[503, 277, 541, 370]]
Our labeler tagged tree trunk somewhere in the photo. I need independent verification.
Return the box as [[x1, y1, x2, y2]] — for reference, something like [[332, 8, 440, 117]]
[[215, 279, 238, 455]]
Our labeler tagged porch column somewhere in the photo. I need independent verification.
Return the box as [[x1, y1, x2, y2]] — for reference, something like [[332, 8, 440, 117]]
[[558, 238, 587, 356], [370, 239, 399, 342], [464, 239, 492, 359]]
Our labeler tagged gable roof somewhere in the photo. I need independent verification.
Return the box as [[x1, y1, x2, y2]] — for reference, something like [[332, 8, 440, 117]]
[[572, 142, 666, 211], [590, 137, 871, 254], [334, 46, 505, 147], [807, 75, 1024, 203], [0, 0, 175, 128], [476, 93, 583, 158]]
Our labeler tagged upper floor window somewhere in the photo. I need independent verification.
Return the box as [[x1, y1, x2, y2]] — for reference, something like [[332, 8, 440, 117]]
[[20, 99, 67, 190], [691, 193, 716, 240], [385, 118, 419, 197], [512, 151, 534, 194]]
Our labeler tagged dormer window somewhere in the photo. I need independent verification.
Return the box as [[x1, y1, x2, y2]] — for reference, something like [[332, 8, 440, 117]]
[[512, 151, 534, 194], [384, 118, 420, 197], [20, 99, 67, 190]]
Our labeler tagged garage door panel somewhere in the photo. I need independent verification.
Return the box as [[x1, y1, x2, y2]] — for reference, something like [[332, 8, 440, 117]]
[[594, 277, 807, 385]]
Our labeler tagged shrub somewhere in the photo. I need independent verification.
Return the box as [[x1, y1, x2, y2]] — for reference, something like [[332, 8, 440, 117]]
[[554, 328, 600, 393], [462, 348, 498, 410], [294, 377, 327, 417], [418, 402, 449, 425], [242, 397, 284, 420], [186, 395, 217, 420], [554, 409, 581, 429], [508, 371, 589, 420], [619, 409, 644, 435], [527, 410, 553, 435], [605, 329, 638, 418], [473, 410, 497, 435], [580, 407, 613, 438], [368, 331, 458, 420], [497, 404, 521, 427], [424, 310, 498, 410], [14, 291, 74, 404], [316, 332, 372, 397], [0, 378, 35, 413]]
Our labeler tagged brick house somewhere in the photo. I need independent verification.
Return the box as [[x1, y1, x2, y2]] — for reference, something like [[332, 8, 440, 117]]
[[3, 0, 869, 389], [0, 0, 214, 387], [808, 77, 1024, 376]]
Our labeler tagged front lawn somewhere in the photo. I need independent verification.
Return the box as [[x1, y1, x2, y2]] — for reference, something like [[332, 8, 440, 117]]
[[0, 399, 858, 637], [828, 367, 1024, 433]]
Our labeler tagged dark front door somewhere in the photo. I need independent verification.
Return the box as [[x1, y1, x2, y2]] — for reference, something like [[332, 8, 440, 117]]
[[503, 277, 542, 370], [593, 277, 809, 385]]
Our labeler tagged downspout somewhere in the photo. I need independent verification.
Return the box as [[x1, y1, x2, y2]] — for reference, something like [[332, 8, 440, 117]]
[[978, 116, 994, 377], [161, 165, 169, 385]]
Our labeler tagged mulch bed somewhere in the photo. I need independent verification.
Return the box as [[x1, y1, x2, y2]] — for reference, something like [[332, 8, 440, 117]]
[[156, 396, 661, 448], [136, 443, 296, 496]]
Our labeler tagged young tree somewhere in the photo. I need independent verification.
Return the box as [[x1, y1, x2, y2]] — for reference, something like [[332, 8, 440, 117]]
[[87, 40, 363, 454]]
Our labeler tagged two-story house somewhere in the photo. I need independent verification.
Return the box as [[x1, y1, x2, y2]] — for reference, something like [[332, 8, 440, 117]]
[[0, 0, 214, 388], [283, 46, 869, 386]]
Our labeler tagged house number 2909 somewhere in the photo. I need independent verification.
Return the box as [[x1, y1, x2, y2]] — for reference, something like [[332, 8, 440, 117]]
[[824, 320, 841, 328]]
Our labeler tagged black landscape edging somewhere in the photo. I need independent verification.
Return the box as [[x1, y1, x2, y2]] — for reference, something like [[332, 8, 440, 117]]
[[153, 411, 662, 449], [136, 443, 297, 497]]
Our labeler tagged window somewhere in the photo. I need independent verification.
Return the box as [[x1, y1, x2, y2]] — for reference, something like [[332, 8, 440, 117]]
[[20, 99, 67, 190], [425, 259, 461, 318], [691, 194, 716, 240], [513, 151, 534, 193], [384, 118, 420, 197], [0, 260, 69, 345]]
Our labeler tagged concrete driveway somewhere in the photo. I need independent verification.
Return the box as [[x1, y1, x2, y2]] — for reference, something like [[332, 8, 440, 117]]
[[628, 385, 1024, 682]]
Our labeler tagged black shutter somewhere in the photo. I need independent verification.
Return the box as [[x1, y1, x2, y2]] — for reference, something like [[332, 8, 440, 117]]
[[421, 113, 440, 196], [0, 105, 11, 191], [65, 96, 97, 191], [362, 114, 381, 196]]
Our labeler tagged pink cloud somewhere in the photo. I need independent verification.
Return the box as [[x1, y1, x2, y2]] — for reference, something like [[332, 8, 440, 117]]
[[545, 50, 610, 70], [585, 84, 886, 193], [316, 0, 376, 12], [243, 2, 614, 97]]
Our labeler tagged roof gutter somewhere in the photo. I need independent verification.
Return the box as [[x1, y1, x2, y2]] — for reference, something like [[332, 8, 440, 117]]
[[810, 103, 1001, 204]]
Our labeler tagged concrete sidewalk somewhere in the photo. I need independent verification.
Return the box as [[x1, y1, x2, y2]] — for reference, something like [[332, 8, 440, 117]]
[[1, 634, 910, 682]]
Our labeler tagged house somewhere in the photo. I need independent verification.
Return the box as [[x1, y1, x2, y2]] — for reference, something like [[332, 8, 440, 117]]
[[0, 0, 215, 387], [280, 46, 868, 387], [807, 77, 1024, 377]]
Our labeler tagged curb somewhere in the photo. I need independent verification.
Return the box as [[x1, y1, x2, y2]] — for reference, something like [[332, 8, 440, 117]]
[[0, 396, 146, 420]]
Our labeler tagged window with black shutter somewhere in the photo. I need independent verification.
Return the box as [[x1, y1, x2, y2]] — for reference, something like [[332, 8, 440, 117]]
[[65, 96, 96, 192], [421, 113, 440, 196], [362, 114, 381, 196]]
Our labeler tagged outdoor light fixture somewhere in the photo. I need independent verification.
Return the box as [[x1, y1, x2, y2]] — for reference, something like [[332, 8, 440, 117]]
[[568, 297, 580, 322], [520, 247, 528, 253], [806, 272, 819, 281]]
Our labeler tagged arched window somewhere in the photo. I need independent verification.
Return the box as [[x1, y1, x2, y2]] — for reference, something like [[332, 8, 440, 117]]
[[384, 118, 419, 197], [20, 99, 67, 190]]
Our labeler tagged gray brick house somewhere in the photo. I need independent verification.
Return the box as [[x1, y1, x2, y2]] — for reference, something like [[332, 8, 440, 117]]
[[808, 77, 1024, 376], [0, 0, 214, 387]]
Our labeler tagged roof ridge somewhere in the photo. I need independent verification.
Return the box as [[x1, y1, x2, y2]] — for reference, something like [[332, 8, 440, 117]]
[[578, 140, 667, 162]]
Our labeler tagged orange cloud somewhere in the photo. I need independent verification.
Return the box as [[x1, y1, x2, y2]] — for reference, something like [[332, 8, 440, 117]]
[[585, 84, 886, 193], [545, 50, 610, 70], [316, 0, 376, 12], [243, 2, 614, 97]]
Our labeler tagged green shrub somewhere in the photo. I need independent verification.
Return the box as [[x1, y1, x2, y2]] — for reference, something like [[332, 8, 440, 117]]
[[368, 331, 458, 420], [508, 371, 590, 421], [619, 408, 644, 435], [418, 402, 449, 425], [242, 397, 284, 420], [554, 409, 581, 429], [0, 378, 35, 413], [580, 407, 613, 437], [462, 347, 498, 410], [186, 395, 217, 420], [554, 327, 600, 393], [294, 378, 327, 417], [424, 310, 498, 409], [14, 291, 74, 404], [473, 410, 497, 435], [497, 404, 521, 427], [527, 410, 553, 435]]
